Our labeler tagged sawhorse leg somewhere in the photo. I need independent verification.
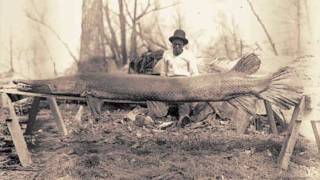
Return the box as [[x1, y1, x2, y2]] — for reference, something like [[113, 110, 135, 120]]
[[47, 97, 68, 136], [264, 100, 278, 134], [25, 96, 68, 136], [2, 93, 32, 167], [278, 96, 305, 170], [311, 120, 320, 152]]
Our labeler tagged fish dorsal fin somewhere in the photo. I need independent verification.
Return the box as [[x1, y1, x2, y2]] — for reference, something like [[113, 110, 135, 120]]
[[230, 53, 261, 75]]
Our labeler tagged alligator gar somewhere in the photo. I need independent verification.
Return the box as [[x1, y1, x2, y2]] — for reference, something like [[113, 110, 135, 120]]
[[13, 66, 302, 111]]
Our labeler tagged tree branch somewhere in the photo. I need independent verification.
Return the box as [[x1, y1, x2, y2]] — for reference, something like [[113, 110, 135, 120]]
[[136, 0, 151, 20], [246, 0, 278, 55], [137, 23, 168, 50], [28, 1, 58, 76], [25, 12, 79, 64], [123, 0, 134, 21], [136, 2, 180, 21]]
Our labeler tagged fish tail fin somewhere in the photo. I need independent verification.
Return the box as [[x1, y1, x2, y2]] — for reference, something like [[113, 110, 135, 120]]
[[259, 67, 303, 109]]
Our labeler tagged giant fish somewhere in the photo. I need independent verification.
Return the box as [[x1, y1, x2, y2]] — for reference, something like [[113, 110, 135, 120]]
[[14, 68, 302, 106], [13, 57, 302, 114]]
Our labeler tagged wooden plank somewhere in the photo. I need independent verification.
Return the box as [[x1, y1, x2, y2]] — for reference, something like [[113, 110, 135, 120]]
[[2, 93, 32, 167], [278, 96, 305, 170], [47, 97, 68, 136], [311, 121, 320, 152], [264, 100, 278, 134], [0, 88, 145, 104], [25, 97, 41, 135]]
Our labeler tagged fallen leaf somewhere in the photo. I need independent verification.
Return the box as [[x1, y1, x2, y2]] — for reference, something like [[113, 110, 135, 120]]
[[136, 132, 142, 138], [158, 121, 174, 129]]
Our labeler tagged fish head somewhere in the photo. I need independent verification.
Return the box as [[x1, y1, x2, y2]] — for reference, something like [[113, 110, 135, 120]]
[[13, 79, 54, 93]]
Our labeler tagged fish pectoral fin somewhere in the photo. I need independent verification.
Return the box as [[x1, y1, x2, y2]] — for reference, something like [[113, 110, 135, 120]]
[[86, 95, 104, 120], [227, 95, 257, 115]]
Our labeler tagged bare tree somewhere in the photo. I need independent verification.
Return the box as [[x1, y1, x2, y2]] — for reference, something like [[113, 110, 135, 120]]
[[246, 0, 278, 56], [124, 0, 178, 54], [104, 1, 121, 67], [296, 0, 301, 55], [25, 13, 78, 66], [79, 0, 107, 72], [174, 0, 184, 29], [118, 0, 128, 66], [26, 0, 58, 76], [303, 0, 311, 35], [231, 15, 242, 57], [129, 0, 138, 60], [9, 33, 14, 73], [153, 0, 168, 49], [215, 11, 242, 60]]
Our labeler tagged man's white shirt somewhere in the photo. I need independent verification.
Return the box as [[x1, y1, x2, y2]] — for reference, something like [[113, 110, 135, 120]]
[[158, 49, 199, 77]]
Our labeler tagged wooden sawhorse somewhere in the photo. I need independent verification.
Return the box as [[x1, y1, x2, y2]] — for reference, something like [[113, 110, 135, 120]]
[[277, 96, 320, 170], [0, 90, 68, 167], [0, 88, 144, 167]]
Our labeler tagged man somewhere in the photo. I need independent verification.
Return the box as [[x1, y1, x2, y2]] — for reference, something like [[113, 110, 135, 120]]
[[160, 29, 199, 77], [153, 29, 199, 127]]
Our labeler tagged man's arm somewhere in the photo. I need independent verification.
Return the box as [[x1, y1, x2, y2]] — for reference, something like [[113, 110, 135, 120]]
[[159, 53, 168, 77], [187, 52, 199, 76]]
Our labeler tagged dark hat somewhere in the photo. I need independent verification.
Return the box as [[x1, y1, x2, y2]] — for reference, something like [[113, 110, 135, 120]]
[[169, 29, 188, 45]]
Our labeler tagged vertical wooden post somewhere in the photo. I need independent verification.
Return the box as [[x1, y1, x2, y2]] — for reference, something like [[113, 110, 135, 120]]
[[2, 93, 32, 167], [1, 93, 8, 107], [264, 100, 278, 134], [311, 121, 320, 152], [47, 97, 68, 136], [25, 97, 41, 135], [278, 96, 305, 170], [74, 105, 84, 122]]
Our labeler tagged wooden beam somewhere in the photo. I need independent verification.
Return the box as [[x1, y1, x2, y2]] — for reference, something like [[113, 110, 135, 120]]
[[311, 120, 320, 152], [2, 93, 32, 167], [0, 88, 145, 104], [25, 97, 41, 135], [278, 96, 305, 170], [264, 100, 278, 134], [47, 97, 68, 136]]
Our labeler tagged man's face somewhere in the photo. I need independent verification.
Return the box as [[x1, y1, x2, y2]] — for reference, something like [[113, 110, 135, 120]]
[[172, 39, 185, 56]]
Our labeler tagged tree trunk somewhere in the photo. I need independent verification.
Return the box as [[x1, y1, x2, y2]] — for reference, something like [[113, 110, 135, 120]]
[[130, 0, 138, 60], [9, 33, 14, 73], [297, 0, 301, 55], [175, 0, 183, 29], [104, 1, 121, 67], [79, 0, 107, 73], [118, 0, 128, 66]]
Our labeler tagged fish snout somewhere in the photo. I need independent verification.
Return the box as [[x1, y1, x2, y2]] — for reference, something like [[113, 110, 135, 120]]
[[13, 80, 52, 93]]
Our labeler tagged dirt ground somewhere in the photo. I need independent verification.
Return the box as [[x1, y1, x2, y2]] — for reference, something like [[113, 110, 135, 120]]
[[1, 103, 320, 180]]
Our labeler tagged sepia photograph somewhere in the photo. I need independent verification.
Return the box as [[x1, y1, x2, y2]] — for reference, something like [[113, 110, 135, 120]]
[[0, 0, 320, 179]]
